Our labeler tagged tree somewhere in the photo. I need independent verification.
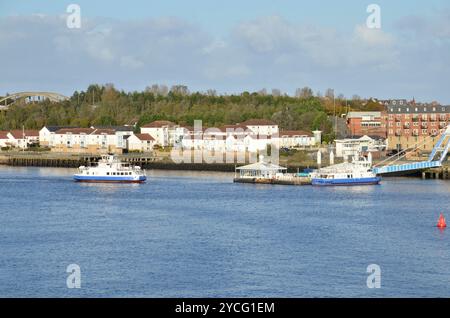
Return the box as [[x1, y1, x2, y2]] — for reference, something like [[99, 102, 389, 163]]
[[295, 87, 313, 99], [170, 85, 189, 96], [258, 88, 267, 96], [206, 89, 217, 97], [325, 88, 334, 99], [271, 89, 281, 97], [271, 108, 300, 130]]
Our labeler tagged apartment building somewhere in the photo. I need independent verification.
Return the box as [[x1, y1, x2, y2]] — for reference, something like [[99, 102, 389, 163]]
[[387, 100, 450, 152]]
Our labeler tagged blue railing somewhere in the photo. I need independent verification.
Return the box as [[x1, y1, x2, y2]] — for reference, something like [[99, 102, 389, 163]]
[[373, 161, 442, 175], [374, 125, 449, 175]]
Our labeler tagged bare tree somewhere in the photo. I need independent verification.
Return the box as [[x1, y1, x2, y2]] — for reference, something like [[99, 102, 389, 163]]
[[295, 87, 313, 98], [258, 88, 268, 96], [206, 89, 217, 97], [170, 85, 189, 96], [325, 88, 335, 99], [271, 88, 281, 97], [145, 84, 169, 96]]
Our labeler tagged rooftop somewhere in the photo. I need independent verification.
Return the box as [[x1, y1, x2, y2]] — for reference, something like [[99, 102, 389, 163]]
[[43, 126, 75, 132], [347, 111, 382, 118], [142, 120, 176, 128], [0, 131, 9, 139], [387, 104, 450, 114], [280, 130, 313, 137], [9, 130, 40, 138], [55, 128, 96, 134], [93, 125, 134, 132], [240, 119, 277, 126], [236, 161, 287, 171], [134, 133, 155, 141]]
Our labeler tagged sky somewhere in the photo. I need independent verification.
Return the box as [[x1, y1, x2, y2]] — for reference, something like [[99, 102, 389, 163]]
[[1, 0, 450, 103]]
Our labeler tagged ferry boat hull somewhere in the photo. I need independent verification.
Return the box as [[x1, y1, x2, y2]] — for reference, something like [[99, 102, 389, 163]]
[[73, 175, 147, 183], [311, 176, 381, 186], [73, 155, 147, 184]]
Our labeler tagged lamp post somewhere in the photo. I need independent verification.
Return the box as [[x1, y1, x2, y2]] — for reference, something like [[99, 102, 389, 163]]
[[333, 90, 337, 137]]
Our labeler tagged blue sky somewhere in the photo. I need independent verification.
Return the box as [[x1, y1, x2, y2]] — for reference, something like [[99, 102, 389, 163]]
[[1, 0, 450, 102], [2, 0, 447, 33]]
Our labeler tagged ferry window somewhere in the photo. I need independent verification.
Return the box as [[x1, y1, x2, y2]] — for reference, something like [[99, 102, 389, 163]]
[[107, 172, 110, 175]]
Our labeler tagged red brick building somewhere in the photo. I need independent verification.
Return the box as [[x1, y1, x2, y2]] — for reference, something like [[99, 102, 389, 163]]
[[387, 100, 450, 152], [346, 111, 387, 138]]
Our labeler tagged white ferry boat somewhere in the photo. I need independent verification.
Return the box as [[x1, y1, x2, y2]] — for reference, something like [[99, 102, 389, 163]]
[[310, 155, 381, 186], [73, 155, 146, 183]]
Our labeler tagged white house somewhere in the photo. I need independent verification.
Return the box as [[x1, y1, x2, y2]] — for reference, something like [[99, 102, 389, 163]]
[[127, 133, 155, 152], [4, 130, 40, 149], [141, 119, 281, 150], [47, 127, 133, 154], [39, 126, 71, 147], [178, 124, 274, 153], [279, 130, 321, 148], [140, 120, 177, 147], [335, 135, 386, 158], [0, 131, 12, 148], [40, 125, 134, 150], [240, 119, 279, 136]]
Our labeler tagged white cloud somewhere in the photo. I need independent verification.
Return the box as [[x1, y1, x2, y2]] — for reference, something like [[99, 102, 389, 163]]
[[353, 24, 395, 46], [0, 12, 449, 102], [120, 56, 144, 70]]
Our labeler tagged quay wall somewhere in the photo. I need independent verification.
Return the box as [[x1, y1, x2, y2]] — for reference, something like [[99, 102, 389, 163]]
[[1, 153, 448, 178]]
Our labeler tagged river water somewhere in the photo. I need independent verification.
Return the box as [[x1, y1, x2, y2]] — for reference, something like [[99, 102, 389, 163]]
[[0, 166, 449, 297]]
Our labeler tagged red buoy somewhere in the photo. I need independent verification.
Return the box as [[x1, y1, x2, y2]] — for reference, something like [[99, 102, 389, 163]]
[[437, 213, 447, 229]]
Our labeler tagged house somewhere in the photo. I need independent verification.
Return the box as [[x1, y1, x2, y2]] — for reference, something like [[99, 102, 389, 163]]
[[48, 127, 133, 154], [178, 124, 273, 153], [40, 125, 134, 150], [0, 131, 12, 148], [140, 120, 177, 147], [240, 119, 279, 136], [279, 130, 321, 148], [141, 119, 321, 153], [335, 135, 386, 159], [39, 126, 73, 147], [386, 101, 450, 152], [127, 133, 155, 152], [7, 130, 40, 149], [346, 111, 387, 138]]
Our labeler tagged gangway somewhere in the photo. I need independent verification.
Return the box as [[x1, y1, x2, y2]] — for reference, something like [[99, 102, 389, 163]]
[[373, 125, 450, 175]]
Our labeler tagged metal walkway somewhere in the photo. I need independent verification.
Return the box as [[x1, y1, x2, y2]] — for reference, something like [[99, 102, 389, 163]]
[[373, 125, 450, 175]]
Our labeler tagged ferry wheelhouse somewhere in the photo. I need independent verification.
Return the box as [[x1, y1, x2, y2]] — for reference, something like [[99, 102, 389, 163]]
[[73, 155, 146, 183], [310, 155, 381, 186]]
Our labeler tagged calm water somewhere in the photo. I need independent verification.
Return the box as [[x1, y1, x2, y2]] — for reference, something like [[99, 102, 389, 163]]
[[0, 165, 449, 297]]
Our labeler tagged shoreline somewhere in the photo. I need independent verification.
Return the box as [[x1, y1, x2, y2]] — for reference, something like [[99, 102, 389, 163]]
[[0, 153, 315, 173], [0, 152, 447, 179]]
